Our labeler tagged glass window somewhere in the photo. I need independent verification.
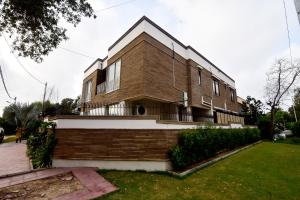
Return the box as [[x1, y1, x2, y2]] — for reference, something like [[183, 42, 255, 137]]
[[115, 60, 121, 80], [213, 79, 220, 96], [114, 60, 121, 89], [107, 64, 115, 82], [85, 80, 92, 102], [198, 70, 201, 85], [230, 89, 235, 101], [106, 59, 121, 92]]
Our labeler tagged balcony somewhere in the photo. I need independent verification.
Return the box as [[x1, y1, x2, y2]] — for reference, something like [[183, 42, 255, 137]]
[[97, 79, 120, 95]]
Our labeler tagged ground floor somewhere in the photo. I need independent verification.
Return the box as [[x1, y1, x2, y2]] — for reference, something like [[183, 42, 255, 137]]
[[81, 98, 244, 125], [51, 116, 250, 171]]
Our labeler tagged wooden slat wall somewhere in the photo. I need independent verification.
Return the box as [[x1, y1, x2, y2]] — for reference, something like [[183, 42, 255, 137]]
[[54, 129, 179, 161]]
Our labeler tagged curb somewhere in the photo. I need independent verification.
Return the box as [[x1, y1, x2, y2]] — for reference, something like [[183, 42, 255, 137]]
[[0, 168, 47, 179], [168, 140, 263, 178]]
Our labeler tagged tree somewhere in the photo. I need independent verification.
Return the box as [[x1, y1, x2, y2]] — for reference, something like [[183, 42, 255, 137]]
[[265, 58, 300, 135], [58, 98, 74, 115], [0, 117, 10, 136], [2, 104, 17, 133], [0, 0, 96, 62], [241, 96, 264, 125], [288, 88, 300, 121], [7, 103, 39, 128]]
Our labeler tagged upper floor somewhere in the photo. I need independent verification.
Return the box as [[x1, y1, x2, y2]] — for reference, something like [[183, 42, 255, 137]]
[[82, 16, 239, 114]]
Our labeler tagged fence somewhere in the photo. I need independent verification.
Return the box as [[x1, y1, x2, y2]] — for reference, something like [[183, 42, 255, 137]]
[[80, 103, 213, 122]]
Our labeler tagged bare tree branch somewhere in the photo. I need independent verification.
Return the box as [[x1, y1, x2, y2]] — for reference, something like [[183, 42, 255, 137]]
[[264, 57, 300, 135]]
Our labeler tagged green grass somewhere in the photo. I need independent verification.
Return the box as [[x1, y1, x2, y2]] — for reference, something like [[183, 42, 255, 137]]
[[97, 142, 300, 200], [2, 136, 16, 143]]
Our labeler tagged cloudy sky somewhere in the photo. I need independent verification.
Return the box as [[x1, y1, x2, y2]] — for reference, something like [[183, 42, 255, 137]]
[[0, 0, 300, 115]]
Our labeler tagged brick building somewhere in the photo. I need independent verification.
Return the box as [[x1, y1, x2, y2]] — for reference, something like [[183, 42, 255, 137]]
[[81, 16, 243, 124]]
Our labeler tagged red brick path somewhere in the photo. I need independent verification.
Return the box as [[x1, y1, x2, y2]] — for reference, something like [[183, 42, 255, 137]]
[[0, 168, 117, 200], [0, 142, 30, 177]]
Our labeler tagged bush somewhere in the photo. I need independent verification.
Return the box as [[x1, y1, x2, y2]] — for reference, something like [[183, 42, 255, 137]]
[[288, 122, 300, 137], [23, 119, 42, 139], [257, 115, 272, 139], [169, 127, 261, 170], [169, 145, 187, 170], [27, 122, 56, 168]]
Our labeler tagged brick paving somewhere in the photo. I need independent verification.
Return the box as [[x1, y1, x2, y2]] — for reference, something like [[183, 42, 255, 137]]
[[0, 142, 31, 177], [0, 167, 117, 200]]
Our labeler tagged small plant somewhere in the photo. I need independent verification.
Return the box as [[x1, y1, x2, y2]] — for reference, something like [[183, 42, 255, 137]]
[[27, 121, 57, 168]]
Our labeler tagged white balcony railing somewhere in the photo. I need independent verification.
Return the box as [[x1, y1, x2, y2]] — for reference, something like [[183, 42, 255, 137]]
[[96, 79, 120, 95]]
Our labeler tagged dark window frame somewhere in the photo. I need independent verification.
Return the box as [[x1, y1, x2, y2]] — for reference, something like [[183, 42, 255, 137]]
[[212, 79, 220, 96], [198, 70, 202, 85], [230, 88, 235, 102]]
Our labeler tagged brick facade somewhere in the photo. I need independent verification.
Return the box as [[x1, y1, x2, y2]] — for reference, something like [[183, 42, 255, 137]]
[[81, 17, 242, 124], [54, 128, 179, 161]]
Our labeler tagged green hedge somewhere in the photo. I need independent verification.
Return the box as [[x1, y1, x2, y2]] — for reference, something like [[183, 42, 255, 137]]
[[287, 122, 300, 137], [169, 127, 261, 170], [27, 122, 57, 168]]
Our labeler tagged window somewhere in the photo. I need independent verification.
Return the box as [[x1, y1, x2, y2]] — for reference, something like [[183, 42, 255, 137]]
[[85, 80, 92, 102], [213, 79, 220, 96], [106, 60, 121, 92], [198, 70, 201, 85], [230, 88, 235, 101]]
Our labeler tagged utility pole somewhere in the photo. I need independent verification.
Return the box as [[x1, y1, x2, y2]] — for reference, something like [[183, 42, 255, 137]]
[[42, 82, 47, 118]]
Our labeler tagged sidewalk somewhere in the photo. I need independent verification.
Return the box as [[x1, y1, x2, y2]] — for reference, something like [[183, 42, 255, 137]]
[[0, 141, 31, 177]]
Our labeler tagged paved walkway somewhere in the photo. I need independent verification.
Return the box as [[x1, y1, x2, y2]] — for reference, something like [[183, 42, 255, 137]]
[[0, 167, 117, 200], [0, 141, 31, 177]]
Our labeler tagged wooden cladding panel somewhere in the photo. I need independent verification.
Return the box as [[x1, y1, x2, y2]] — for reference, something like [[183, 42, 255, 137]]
[[143, 35, 188, 103], [82, 32, 240, 113], [54, 129, 179, 161]]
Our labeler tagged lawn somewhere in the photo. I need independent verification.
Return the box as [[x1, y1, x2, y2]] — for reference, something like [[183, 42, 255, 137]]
[[2, 136, 16, 143], [97, 142, 300, 200]]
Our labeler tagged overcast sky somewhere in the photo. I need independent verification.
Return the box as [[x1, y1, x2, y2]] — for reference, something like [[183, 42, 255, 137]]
[[0, 0, 300, 116]]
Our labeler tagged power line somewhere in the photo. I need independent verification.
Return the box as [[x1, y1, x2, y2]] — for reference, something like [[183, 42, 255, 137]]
[[3, 36, 45, 85], [282, 0, 293, 65], [0, 64, 16, 101], [95, 0, 138, 13], [59, 47, 96, 59]]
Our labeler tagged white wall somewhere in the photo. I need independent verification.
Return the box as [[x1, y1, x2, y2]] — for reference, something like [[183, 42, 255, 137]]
[[53, 159, 171, 171], [55, 118, 240, 129], [84, 60, 102, 79]]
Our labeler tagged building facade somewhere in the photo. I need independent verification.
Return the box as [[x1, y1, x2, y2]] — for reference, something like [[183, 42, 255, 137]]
[[81, 16, 243, 124], [295, 0, 300, 25]]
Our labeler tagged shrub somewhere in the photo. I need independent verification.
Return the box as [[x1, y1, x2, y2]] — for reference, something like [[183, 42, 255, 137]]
[[257, 115, 272, 139], [23, 119, 42, 139], [27, 122, 56, 168], [169, 127, 261, 170], [289, 122, 300, 137], [169, 145, 187, 170]]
